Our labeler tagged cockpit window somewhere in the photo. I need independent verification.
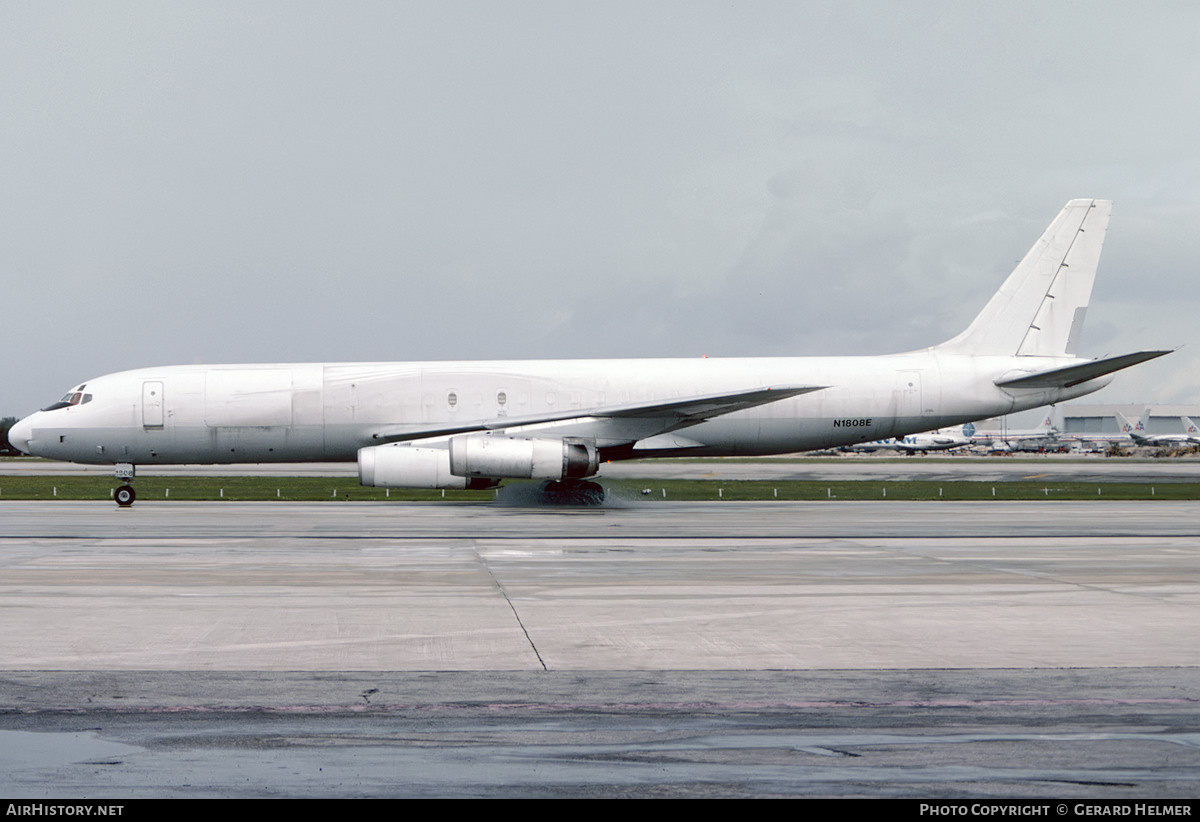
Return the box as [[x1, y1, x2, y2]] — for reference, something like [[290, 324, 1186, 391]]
[[41, 385, 91, 412]]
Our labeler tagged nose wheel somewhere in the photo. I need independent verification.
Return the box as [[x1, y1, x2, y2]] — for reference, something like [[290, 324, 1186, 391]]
[[113, 463, 137, 507]]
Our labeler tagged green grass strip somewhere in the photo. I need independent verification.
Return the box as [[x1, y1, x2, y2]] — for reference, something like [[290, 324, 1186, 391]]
[[1, 476, 1198, 501]]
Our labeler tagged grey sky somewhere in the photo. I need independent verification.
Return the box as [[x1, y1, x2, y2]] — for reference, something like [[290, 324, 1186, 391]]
[[4, 1, 1198, 417]]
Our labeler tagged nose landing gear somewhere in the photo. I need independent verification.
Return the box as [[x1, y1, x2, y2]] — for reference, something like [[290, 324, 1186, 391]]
[[113, 463, 136, 507]]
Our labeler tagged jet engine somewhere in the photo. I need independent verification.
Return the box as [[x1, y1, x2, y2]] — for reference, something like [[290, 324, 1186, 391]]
[[449, 435, 599, 480], [358, 444, 484, 489], [357, 436, 598, 489]]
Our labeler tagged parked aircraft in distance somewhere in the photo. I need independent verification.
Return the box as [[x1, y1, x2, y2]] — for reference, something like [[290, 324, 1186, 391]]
[[1116, 410, 1200, 447], [843, 425, 972, 453], [1054, 430, 1124, 452], [8, 199, 1170, 505], [969, 414, 1059, 451], [1052, 413, 1145, 452]]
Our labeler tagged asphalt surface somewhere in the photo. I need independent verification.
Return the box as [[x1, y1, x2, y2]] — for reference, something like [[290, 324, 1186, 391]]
[[1, 476, 1198, 797]]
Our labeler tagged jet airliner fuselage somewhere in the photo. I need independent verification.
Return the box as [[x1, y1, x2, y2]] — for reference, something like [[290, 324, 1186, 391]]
[[11, 352, 1104, 466]]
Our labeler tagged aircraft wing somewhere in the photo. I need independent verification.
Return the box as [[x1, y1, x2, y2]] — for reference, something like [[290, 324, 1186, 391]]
[[369, 384, 825, 447], [994, 350, 1171, 390]]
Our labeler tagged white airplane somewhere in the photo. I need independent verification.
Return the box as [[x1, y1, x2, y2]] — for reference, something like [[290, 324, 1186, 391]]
[[1053, 429, 1125, 452], [1116, 410, 1200, 447], [967, 413, 1059, 451], [843, 425, 973, 453], [8, 199, 1170, 505]]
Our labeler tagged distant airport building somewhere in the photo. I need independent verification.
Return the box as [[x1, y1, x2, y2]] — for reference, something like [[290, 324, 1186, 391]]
[[976, 405, 1200, 437], [1058, 404, 1200, 437]]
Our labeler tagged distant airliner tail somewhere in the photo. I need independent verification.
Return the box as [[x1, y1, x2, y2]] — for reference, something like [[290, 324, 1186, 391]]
[[939, 199, 1111, 357], [1115, 410, 1147, 442]]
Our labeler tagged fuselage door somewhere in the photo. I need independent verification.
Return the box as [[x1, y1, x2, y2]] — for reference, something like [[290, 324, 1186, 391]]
[[894, 370, 922, 425], [143, 381, 164, 428]]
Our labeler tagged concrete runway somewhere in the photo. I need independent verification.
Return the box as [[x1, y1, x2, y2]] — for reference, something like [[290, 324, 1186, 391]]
[[1, 498, 1199, 797]]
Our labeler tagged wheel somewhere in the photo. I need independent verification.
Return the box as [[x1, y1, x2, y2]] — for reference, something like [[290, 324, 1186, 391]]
[[536, 479, 605, 506], [115, 485, 136, 507]]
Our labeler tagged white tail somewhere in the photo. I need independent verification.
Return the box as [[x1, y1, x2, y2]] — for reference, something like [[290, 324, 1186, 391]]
[[1115, 410, 1146, 437], [940, 199, 1112, 357]]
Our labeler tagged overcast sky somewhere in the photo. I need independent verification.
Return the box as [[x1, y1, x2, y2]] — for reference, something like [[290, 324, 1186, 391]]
[[4, 1, 1199, 417]]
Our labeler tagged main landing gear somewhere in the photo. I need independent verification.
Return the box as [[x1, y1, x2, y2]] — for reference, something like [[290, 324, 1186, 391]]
[[535, 478, 606, 506], [113, 463, 136, 507]]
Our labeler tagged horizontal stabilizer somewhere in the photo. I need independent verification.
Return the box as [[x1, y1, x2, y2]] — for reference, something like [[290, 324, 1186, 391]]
[[994, 350, 1171, 390], [371, 384, 825, 445]]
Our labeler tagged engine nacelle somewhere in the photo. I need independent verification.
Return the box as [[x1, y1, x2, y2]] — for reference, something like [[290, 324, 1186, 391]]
[[449, 435, 599, 480], [358, 444, 496, 489]]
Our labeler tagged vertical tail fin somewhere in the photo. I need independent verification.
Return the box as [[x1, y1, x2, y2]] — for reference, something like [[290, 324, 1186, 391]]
[[1116, 410, 1147, 443], [939, 199, 1112, 356]]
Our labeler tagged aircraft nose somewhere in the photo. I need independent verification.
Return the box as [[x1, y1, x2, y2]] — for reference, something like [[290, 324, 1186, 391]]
[[7, 415, 33, 455]]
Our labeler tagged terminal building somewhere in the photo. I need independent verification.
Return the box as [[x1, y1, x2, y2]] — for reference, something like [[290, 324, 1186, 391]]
[[977, 405, 1200, 438]]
